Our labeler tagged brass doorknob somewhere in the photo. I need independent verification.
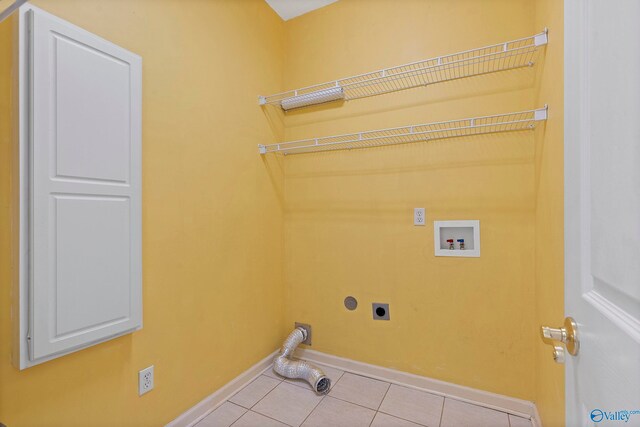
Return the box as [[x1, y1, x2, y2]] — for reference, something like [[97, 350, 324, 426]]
[[540, 317, 579, 363], [552, 346, 565, 364]]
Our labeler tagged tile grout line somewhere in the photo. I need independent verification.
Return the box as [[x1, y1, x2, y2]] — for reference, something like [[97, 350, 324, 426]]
[[376, 408, 433, 427], [300, 363, 349, 424], [249, 380, 325, 427], [229, 408, 295, 427], [337, 370, 408, 421], [201, 401, 248, 427], [248, 383, 279, 411], [228, 375, 262, 404], [298, 394, 326, 427], [367, 410, 377, 427], [241, 375, 283, 411], [369, 410, 379, 427], [256, 364, 346, 427], [369, 384, 444, 427], [227, 406, 245, 427], [438, 397, 446, 427], [326, 377, 439, 427], [227, 377, 295, 427], [220, 363, 517, 427], [296, 369, 382, 427], [299, 352, 536, 419], [327, 394, 381, 412], [326, 372, 390, 413], [367, 381, 391, 427], [255, 410, 296, 427], [298, 369, 342, 427], [375, 383, 392, 411], [228, 373, 283, 408], [261, 367, 288, 383]]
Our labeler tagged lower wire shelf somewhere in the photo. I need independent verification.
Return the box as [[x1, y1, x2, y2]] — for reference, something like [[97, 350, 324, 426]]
[[258, 106, 548, 155]]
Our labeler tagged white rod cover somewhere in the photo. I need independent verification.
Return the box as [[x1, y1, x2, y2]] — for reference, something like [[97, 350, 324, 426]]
[[280, 86, 345, 111]]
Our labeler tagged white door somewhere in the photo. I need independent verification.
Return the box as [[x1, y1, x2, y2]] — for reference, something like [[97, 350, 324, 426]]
[[20, 5, 142, 367], [565, 0, 640, 425]]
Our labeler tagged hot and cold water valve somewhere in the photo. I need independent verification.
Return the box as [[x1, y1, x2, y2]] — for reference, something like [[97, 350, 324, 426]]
[[446, 239, 465, 250], [434, 220, 480, 257]]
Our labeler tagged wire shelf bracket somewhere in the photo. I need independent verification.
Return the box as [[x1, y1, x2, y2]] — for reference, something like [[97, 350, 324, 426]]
[[258, 29, 548, 111], [258, 106, 548, 155]]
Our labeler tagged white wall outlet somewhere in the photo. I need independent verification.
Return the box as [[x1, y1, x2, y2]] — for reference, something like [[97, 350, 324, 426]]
[[414, 208, 426, 226], [138, 365, 154, 396]]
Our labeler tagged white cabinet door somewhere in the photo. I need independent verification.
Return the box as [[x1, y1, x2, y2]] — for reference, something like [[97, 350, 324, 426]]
[[565, 0, 640, 424], [21, 5, 142, 366]]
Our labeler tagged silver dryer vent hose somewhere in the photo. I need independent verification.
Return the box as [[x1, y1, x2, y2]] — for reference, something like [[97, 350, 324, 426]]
[[273, 327, 331, 395]]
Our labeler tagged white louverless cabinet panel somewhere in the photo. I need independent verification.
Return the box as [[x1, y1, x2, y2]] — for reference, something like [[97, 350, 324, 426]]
[[20, 5, 142, 367]]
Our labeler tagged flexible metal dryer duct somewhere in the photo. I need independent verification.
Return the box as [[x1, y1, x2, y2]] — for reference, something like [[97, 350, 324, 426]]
[[273, 328, 331, 395]]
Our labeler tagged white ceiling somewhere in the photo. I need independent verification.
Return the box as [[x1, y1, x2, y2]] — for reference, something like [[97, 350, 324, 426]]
[[265, 0, 339, 21]]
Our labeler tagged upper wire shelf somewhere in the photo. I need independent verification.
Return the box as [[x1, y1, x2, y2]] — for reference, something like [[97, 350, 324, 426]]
[[258, 106, 547, 155], [259, 30, 548, 111]]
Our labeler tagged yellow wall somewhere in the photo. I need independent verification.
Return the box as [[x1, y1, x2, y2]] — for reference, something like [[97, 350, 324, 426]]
[[534, 1, 565, 426], [282, 0, 540, 400], [0, 1, 286, 426], [0, 10, 14, 420], [1, 0, 566, 425]]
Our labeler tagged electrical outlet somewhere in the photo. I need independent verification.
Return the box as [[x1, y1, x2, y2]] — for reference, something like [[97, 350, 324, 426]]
[[372, 303, 390, 320], [414, 208, 425, 226], [138, 365, 154, 396]]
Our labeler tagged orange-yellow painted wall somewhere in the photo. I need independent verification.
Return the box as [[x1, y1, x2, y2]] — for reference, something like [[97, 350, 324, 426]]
[[0, 1, 286, 426], [281, 0, 540, 400], [534, 1, 565, 426], [0, 0, 566, 424]]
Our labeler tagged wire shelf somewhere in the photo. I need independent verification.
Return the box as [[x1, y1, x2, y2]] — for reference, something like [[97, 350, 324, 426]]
[[258, 107, 547, 155], [259, 30, 548, 110]]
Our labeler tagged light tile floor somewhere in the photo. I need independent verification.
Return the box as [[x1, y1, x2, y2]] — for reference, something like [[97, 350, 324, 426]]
[[196, 361, 534, 427]]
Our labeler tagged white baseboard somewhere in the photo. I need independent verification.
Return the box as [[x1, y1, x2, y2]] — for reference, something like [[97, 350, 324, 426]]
[[295, 348, 539, 424], [166, 348, 540, 427], [531, 404, 543, 427], [165, 351, 278, 427]]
